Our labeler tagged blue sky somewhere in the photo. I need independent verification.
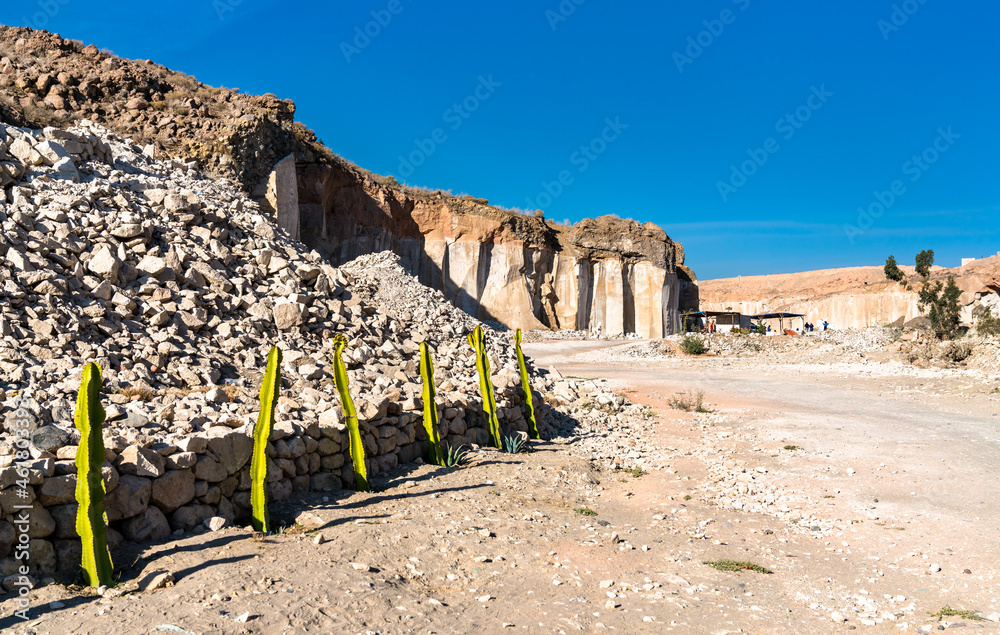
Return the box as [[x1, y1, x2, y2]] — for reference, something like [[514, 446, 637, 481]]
[[10, 0, 999, 279]]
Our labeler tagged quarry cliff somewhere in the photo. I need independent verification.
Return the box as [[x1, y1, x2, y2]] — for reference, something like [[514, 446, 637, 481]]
[[0, 25, 694, 336], [698, 258, 1000, 329]]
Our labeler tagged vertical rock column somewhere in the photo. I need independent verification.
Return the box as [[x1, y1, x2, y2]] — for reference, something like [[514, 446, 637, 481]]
[[632, 262, 667, 338], [256, 154, 300, 241]]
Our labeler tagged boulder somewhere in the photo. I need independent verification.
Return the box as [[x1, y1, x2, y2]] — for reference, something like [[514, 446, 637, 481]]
[[150, 469, 195, 513], [204, 428, 252, 475], [272, 302, 305, 330], [193, 456, 227, 482], [121, 506, 171, 543], [87, 244, 121, 281], [117, 445, 166, 478], [170, 504, 214, 532], [30, 425, 71, 452], [37, 475, 76, 506], [104, 474, 150, 521]]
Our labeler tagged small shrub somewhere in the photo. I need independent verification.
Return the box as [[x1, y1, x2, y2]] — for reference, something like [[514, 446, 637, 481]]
[[703, 560, 773, 574], [973, 306, 1000, 337], [119, 386, 154, 401], [668, 389, 707, 413], [783, 445, 800, 451], [680, 335, 706, 355], [683, 494, 692, 501], [930, 605, 984, 622], [573, 507, 598, 516]]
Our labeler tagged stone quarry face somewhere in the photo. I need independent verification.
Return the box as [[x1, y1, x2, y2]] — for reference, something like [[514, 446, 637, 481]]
[[292, 163, 695, 337]]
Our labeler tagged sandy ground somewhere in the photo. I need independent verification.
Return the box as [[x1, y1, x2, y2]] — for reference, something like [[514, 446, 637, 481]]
[[1, 339, 998, 634]]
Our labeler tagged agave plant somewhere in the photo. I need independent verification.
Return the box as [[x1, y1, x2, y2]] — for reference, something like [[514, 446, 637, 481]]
[[74, 362, 114, 588], [502, 433, 527, 455], [443, 444, 470, 468]]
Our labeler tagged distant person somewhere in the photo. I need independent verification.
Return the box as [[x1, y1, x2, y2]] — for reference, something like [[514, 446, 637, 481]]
[[823, 320, 829, 331]]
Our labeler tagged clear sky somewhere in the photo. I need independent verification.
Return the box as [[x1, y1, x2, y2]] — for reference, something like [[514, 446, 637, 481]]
[[9, 0, 999, 279]]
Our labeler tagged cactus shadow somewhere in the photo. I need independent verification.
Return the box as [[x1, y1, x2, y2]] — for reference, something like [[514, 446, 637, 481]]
[[298, 482, 493, 532], [120, 534, 257, 584], [171, 554, 257, 583], [120, 532, 250, 564], [0, 593, 99, 630]]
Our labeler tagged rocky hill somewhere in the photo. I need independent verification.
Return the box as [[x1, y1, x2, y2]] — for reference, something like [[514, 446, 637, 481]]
[[0, 25, 694, 336], [698, 258, 1000, 329]]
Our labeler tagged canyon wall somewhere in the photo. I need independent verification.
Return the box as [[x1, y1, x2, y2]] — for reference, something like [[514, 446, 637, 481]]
[[295, 163, 693, 336], [699, 261, 1000, 329]]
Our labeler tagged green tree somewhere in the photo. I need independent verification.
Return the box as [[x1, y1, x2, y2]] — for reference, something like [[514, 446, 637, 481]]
[[914, 249, 935, 278], [917, 275, 962, 338], [884, 255, 904, 282]]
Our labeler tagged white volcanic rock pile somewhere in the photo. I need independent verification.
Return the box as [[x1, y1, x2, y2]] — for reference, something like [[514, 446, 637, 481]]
[[0, 121, 641, 581]]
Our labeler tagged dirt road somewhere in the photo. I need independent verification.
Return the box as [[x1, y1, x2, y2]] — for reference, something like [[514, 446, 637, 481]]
[[525, 339, 1000, 541]]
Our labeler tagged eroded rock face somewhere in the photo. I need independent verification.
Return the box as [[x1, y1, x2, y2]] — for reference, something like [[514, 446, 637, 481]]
[[295, 164, 694, 336]]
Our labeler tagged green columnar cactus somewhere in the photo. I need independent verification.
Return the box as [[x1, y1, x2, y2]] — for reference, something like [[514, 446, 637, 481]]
[[419, 342, 444, 465], [251, 346, 282, 534], [74, 362, 114, 588], [468, 325, 501, 448], [333, 334, 369, 492], [514, 328, 540, 440]]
